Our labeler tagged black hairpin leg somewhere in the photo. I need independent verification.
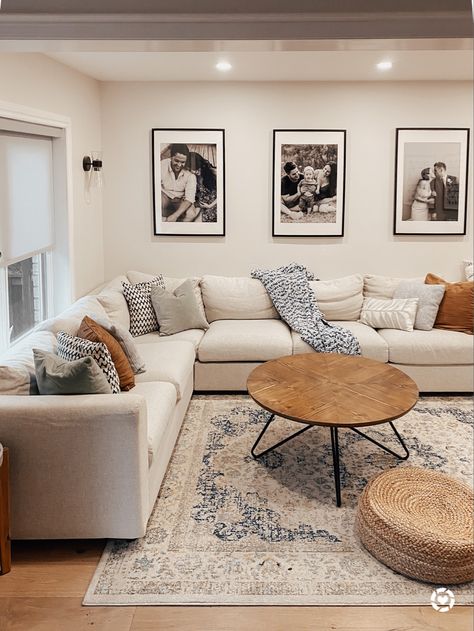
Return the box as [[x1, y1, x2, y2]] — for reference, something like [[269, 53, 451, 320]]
[[251, 414, 313, 460], [350, 421, 409, 460], [330, 427, 342, 507]]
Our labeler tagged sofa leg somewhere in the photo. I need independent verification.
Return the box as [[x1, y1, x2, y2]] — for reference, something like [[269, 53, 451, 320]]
[[0, 447, 11, 575]]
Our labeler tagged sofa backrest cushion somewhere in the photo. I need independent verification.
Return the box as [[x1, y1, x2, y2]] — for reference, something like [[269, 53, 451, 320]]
[[363, 274, 423, 299], [0, 330, 57, 395], [200, 275, 279, 322], [310, 274, 363, 321], [97, 289, 130, 330], [39, 295, 108, 335]]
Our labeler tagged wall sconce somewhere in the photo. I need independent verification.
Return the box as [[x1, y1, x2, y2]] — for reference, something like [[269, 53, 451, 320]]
[[83, 151, 103, 204]]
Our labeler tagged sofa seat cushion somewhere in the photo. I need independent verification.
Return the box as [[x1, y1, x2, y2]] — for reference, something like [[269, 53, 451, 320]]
[[134, 341, 195, 399], [128, 381, 177, 467], [198, 320, 292, 362], [292, 321, 389, 363], [133, 329, 204, 350], [378, 328, 474, 365]]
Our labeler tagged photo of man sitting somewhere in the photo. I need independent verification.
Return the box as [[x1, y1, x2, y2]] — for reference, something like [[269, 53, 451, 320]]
[[161, 143, 197, 222]]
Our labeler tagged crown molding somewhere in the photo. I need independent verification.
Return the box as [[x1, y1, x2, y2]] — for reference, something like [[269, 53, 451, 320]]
[[0, 11, 472, 40]]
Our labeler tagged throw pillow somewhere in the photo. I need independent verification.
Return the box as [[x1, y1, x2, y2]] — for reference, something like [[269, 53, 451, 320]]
[[359, 297, 419, 331], [77, 316, 135, 391], [57, 331, 121, 393], [393, 280, 445, 331], [151, 279, 210, 336], [425, 273, 474, 334], [122, 276, 165, 337], [33, 349, 112, 395], [90, 316, 146, 374]]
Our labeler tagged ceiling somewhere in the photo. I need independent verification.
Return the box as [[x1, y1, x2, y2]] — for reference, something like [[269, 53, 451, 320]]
[[0, 2, 472, 82]]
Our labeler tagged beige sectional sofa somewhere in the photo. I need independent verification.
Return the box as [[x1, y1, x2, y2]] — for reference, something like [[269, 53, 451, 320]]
[[0, 270, 472, 540]]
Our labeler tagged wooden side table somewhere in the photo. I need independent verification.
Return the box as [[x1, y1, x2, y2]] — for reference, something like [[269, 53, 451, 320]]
[[0, 444, 11, 575]]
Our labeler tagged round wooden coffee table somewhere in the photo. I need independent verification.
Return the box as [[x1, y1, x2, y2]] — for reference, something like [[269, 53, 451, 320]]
[[247, 353, 419, 506]]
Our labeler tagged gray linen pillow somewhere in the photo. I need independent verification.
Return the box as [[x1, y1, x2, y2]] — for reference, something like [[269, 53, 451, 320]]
[[92, 315, 146, 374], [33, 349, 112, 395], [151, 279, 210, 336], [393, 280, 445, 331]]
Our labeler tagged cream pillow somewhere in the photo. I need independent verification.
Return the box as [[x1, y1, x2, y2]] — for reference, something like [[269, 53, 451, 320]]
[[463, 260, 473, 282], [309, 275, 363, 321], [363, 274, 423, 299], [359, 297, 419, 332]]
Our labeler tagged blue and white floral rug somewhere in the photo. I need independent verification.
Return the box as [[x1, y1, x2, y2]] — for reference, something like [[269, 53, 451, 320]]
[[84, 395, 473, 605]]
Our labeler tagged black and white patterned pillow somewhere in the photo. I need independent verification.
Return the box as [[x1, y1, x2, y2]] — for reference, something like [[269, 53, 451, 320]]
[[122, 276, 166, 337], [57, 331, 121, 394]]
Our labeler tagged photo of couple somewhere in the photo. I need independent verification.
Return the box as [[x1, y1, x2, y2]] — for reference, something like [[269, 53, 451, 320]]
[[408, 162, 459, 223], [152, 128, 225, 236], [394, 128, 469, 236]]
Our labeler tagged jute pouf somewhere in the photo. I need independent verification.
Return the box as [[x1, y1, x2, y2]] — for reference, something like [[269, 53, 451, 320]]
[[356, 467, 474, 584]]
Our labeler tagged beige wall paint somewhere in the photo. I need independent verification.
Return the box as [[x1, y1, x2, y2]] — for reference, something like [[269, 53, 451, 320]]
[[101, 80, 472, 282], [0, 53, 104, 298]]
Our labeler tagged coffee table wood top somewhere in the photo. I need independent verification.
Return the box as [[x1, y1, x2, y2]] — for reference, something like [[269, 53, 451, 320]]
[[247, 353, 418, 428]]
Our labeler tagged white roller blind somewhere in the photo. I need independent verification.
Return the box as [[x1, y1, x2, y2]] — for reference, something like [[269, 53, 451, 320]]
[[0, 133, 54, 263]]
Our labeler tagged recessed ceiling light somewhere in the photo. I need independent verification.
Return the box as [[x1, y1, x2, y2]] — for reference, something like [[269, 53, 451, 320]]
[[377, 61, 393, 71], [216, 61, 232, 72]]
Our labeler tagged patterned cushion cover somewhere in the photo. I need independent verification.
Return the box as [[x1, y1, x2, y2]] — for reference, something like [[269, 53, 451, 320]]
[[122, 276, 166, 337], [57, 331, 121, 394]]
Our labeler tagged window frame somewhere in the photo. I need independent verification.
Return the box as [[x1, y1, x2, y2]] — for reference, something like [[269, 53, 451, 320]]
[[0, 100, 73, 355]]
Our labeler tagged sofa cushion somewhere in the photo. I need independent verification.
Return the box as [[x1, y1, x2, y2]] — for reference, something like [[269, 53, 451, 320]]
[[33, 349, 112, 395], [201, 275, 279, 322], [0, 330, 57, 394], [135, 341, 195, 400], [378, 328, 474, 365], [292, 321, 389, 363], [97, 288, 130, 330], [310, 274, 363, 321], [359, 297, 419, 332], [425, 273, 474, 335], [128, 381, 177, 467], [363, 274, 422, 299], [39, 295, 108, 335], [133, 329, 204, 349], [57, 331, 121, 394], [122, 277, 165, 337], [198, 320, 292, 362], [151, 280, 209, 335]]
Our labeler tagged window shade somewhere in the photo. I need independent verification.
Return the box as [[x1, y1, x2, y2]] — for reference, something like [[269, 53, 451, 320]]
[[0, 133, 54, 263]]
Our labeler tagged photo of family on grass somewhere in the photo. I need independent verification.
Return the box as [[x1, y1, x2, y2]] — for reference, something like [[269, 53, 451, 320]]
[[273, 130, 346, 237]]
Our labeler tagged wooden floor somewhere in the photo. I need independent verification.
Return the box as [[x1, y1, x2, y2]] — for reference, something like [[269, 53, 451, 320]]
[[0, 541, 471, 630]]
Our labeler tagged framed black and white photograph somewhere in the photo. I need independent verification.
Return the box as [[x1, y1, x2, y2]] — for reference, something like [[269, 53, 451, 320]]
[[272, 129, 346, 237], [394, 128, 470, 235], [152, 128, 225, 236]]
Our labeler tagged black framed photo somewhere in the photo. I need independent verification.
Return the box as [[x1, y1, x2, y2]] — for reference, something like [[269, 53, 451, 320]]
[[394, 128, 470, 235], [152, 128, 225, 236], [272, 129, 346, 237]]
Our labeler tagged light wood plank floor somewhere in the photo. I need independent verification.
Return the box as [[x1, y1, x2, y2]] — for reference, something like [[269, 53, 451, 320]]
[[0, 540, 471, 631]]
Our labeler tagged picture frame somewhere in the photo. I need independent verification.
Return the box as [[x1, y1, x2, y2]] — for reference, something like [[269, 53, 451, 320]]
[[272, 129, 346, 237], [152, 128, 225, 236], [393, 128, 470, 235]]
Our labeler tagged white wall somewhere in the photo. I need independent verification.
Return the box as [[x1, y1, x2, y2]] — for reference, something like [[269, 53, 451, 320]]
[[0, 53, 104, 298], [101, 80, 472, 282]]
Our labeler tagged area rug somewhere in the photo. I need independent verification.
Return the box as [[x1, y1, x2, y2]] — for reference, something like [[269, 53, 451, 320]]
[[84, 395, 473, 606]]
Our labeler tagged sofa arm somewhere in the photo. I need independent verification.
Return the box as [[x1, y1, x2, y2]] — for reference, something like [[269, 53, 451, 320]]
[[0, 392, 149, 539]]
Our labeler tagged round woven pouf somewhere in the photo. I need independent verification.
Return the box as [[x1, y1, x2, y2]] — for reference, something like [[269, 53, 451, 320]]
[[356, 467, 474, 584]]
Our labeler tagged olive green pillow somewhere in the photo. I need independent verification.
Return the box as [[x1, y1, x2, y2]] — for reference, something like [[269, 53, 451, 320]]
[[33, 349, 112, 395], [151, 279, 210, 336]]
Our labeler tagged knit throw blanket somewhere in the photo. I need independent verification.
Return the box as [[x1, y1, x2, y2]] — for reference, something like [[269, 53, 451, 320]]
[[251, 263, 361, 356]]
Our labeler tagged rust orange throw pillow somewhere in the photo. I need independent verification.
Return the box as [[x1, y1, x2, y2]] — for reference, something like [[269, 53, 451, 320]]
[[425, 273, 473, 335], [77, 316, 135, 390]]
